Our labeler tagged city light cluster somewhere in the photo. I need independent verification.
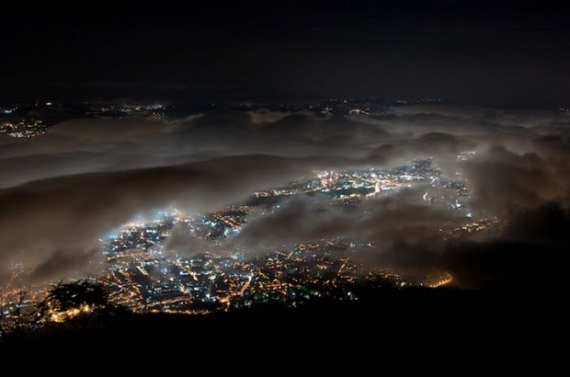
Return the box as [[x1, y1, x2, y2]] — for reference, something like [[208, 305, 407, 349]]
[[1, 155, 494, 331]]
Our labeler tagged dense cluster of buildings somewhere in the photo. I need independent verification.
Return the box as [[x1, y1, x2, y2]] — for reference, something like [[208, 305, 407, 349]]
[[92, 158, 479, 314], [0, 118, 48, 138], [1, 155, 494, 331]]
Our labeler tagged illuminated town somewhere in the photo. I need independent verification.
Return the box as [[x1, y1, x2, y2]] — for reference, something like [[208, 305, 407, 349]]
[[0, 150, 497, 332]]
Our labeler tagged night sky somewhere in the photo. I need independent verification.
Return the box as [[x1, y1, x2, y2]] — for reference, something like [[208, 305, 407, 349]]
[[2, 0, 569, 107]]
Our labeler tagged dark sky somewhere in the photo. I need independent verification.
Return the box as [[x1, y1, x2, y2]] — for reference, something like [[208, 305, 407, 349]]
[[2, 0, 570, 106]]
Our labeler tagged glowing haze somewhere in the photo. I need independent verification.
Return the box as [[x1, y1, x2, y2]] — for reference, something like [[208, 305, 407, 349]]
[[1, 105, 570, 289]]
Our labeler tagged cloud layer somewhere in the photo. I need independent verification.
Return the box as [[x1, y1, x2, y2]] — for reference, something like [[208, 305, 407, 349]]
[[1, 105, 570, 289]]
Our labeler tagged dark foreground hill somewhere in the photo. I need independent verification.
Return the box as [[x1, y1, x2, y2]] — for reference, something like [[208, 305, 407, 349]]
[[1, 286, 566, 365]]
